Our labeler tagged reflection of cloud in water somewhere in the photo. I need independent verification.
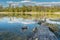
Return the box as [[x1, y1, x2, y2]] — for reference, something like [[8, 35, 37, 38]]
[[0, 17, 36, 24], [21, 21, 36, 24], [8, 19, 36, 24], [46, 19, 60, 25]]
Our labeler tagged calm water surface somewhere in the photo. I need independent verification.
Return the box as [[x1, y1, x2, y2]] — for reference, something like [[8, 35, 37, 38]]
[[46, 19, 60, 40], [0, 17, 60, 40], [0, 17, 40, 40]]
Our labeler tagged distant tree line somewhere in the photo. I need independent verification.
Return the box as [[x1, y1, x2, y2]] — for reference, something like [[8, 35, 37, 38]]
[[0, 5, 60, 12]]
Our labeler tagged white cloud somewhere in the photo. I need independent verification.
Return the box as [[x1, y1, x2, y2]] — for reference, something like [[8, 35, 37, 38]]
[[7, 1, 13, 3], [21, 1, 30, 3], [6, 1, 60, 6], [34, 2, 60, 6], [7, 1, 20, 4]]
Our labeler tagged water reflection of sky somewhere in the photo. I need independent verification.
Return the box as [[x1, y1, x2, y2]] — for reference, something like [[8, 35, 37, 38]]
[[46, 19, 60, 40], [0, 17, 40, 37], [0, 17, 37, 24]]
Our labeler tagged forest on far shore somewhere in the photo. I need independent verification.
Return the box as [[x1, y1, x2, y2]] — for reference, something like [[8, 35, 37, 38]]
[[0, 5, 60, 12]]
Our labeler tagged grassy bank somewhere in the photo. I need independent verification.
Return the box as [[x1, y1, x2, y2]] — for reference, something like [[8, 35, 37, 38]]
[[45, 23, 59, 32], [0, 12, 60, 19]]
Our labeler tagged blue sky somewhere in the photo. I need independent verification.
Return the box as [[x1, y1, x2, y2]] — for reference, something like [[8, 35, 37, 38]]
[[0, 0, 60, 7], [0, 0, 60, 2]]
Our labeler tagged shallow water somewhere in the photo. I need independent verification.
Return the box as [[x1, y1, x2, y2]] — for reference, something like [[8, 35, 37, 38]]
[[46, 19, 60, 40], [0, 17, 40, 40], [0, 17, 60, 40]]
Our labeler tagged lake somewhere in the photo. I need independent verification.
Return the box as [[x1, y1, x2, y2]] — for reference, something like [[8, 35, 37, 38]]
[[0, 17, 59, 40], [46, 19, 60, 40], [0, 17, 40, 40]]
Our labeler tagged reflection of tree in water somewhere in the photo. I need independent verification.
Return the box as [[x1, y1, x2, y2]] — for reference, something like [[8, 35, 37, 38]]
[[0, 32, 27, 40], [10, 17, 15, 21]]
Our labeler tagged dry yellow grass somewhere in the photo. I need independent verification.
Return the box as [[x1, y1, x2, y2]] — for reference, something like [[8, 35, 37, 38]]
[[0, 12, 60, 19]]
